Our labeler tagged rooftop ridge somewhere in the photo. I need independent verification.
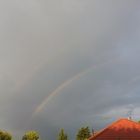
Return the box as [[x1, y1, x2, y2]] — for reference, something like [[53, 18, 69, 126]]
[[89, 118, 140, 140]]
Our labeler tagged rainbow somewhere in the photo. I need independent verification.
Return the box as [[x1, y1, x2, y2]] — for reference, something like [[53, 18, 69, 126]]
[[32, 58, 119, 117]]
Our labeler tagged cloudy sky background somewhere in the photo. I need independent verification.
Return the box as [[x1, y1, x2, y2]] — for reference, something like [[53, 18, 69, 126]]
[[0, 0, 140, 139]]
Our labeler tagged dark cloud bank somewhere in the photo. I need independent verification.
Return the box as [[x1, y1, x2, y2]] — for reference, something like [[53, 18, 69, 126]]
[[0, 0, 140, 140]]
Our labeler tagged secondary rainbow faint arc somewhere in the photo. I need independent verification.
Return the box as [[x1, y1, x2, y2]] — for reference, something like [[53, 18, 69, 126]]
[[32, 58, 118, 117]]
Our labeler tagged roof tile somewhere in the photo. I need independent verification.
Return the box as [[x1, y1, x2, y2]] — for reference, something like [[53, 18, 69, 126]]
[[89, 118, 140, 140]]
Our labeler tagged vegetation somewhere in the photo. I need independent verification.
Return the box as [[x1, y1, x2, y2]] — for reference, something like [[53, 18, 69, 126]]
[[22, 131, 39, 140], [0, 126, 91, 140], [0, 130, 12, 140], [57, 129, 68, 140], [76, 127, 91, 140]]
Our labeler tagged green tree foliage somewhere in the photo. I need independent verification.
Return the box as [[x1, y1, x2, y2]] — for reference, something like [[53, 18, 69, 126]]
[[58, 129, 68, 140], [22, 131, 40, 140], [0, 130, 12, 140], [76, 127, 91, 140]]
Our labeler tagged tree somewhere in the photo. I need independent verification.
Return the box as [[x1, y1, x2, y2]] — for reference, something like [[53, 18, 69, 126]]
[[76, 127, 91, 140], [22, 131, 40, 140], [58, 129, 68, 140], [0, 131, 12, 140]]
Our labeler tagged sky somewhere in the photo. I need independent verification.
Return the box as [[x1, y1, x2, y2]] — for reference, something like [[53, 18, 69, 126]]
[[0, 0, 140, 139]]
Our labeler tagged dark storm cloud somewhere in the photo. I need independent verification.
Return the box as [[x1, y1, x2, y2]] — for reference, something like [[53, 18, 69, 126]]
[[0, 0, 140, 140]]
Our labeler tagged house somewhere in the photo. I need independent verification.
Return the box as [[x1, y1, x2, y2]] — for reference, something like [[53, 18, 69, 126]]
[[89, 118, 140, 140]]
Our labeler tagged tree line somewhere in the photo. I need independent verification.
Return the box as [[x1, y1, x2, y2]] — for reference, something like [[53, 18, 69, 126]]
[[0, 127, 92, 140]]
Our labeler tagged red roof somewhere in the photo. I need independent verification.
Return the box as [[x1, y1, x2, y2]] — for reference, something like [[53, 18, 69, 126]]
[[89, 118, 140, 140]]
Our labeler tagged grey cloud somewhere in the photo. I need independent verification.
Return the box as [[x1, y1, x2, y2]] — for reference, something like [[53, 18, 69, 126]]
[[0, 0, 140, 140]]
